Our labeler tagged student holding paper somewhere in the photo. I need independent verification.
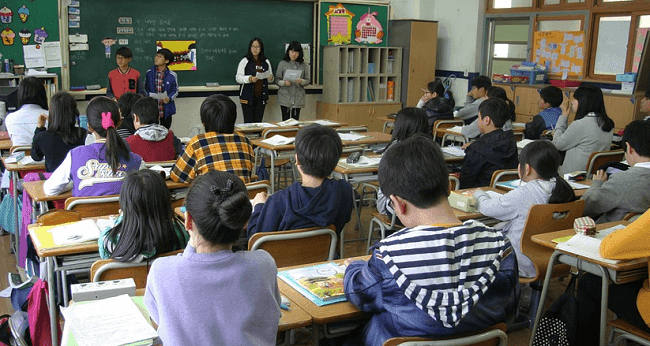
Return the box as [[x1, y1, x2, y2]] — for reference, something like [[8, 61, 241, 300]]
[[144, 48, 178, 130], [276, 41, 310, 121], [236, 37, 274, 123]]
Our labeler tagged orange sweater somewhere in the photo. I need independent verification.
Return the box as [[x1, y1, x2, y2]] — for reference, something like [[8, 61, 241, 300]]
[[600, 210, 650, 326]]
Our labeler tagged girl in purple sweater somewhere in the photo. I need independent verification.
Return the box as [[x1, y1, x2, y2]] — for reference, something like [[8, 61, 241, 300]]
[[145, 171, 281, 345]]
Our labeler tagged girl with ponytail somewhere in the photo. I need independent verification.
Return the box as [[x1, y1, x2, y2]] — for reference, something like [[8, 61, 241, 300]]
[[144, 171, 281, 345], [44, 96, 143, 196], [472, 140, 575, 278]]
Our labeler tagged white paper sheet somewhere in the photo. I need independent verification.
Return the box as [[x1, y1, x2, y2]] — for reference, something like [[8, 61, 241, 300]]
[[338, 133, 368, 141], [283, 69, 302, 81], [442, 146, 465, 157], [310, 120, 339, 126], [23, 45, 45, 68], [261, 135, 295, 146], [556, 232, 622, 265], [447, 126, 463, 134], [256, 69, 271, 80], [62, 294, 158, 346], [69, 34, 88, 43], [347, 156, 381, 167], [276, 118, 300, 127], [43, 42, 63, 68], [517, 139, 534, 149], [49, 219, 101, 246], [149, 91, 168, 100]]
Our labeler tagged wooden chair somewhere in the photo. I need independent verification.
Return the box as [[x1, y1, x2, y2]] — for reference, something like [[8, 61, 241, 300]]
[[90, 249, 184, 289], [247, 226, 337, 268], [432, 119, 464, 143], [624, 212, 642, 222], [513, 132, 524, 141], [65, 195, 120, 218], [607, 319, 650, 346], [382, 323, 507, 346], [366, 175, 460, 253], [585, 150, 625, 179], [36, 209, 81, 226], [245, 180, 271, 199], [9, 145, 31, 156], [518, 200, 585, 328], [259, 128, 299, 189], [489, 169, 519, 188]]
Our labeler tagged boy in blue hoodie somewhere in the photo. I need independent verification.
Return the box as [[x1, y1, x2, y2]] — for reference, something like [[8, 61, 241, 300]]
[[144, 48, 178, 130], [523, 85, 563, 139], [247, 124, 353, 238]]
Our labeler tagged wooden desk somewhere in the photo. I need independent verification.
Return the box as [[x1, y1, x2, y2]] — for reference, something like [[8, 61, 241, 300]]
[[278, 256, 371, 345], [529, 221, 648, 346], [495, 179, 593, 198], [378, 116, 395, 133], [0, 139, 12, 151], [452, 187, 503, 222], [236, 121, 348, 138], [279, 296, 313, 332]]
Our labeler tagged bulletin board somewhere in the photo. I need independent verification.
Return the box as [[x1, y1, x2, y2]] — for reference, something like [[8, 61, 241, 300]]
[[319, 2, 389, 47], [533, 31, 585, 78]]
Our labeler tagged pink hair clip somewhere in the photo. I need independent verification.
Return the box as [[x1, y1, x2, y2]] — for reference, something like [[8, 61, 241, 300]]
[[101, 112, 115, 130]]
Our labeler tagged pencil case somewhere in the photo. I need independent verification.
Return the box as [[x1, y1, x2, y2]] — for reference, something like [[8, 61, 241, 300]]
[[573, 216, 596, 236]]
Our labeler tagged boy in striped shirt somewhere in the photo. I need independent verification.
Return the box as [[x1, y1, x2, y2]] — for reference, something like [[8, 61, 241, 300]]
[[343, 135, 519, 346]]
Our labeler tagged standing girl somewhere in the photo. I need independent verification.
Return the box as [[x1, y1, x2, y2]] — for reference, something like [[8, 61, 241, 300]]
[[236, 37, 274, 123], [276, 41, 310, 121], [98, 170, 188, 261], [473, 140, 575, 278], [31, 91, 86, 172], [416, 79, 455, 128], [145, 171, 281, 345], [553, 85, 614, 175], [5, 76, 48, 146], [43, 96, 143, 197]]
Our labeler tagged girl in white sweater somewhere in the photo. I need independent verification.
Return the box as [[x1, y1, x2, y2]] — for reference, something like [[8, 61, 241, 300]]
[[473, 140, 575, 278]]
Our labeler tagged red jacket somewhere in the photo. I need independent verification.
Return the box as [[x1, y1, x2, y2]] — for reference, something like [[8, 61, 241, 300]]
[[127, 131, 176, 162]]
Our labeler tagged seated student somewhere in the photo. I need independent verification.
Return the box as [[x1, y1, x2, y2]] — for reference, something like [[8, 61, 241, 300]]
[[31, 91, 86, 172], [116, 92, 142, 139], [461, 86, 515, 140], [343, 135, 519, 346], [126, 97, 182, 162], [577, 209, 650, 345], [145, 171, 281, 345], [99, 170, 188, 261], [453, 75, 491, 125], [459, 98, 518, 189], [5, 76, 48, 146], [474, 140, 575, 278], [553, 85, 614, 175], [376, 107, 431, 218], [523, 86, 563, 139], [416, 79, 455, 129], [247, 124, 353, 237], [44, 96, 144, 197], [171, 94, 254, 183], [581, 120, 650, 223]]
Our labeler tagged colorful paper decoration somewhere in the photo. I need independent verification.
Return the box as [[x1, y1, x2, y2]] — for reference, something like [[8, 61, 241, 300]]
[[1, 27, 15, 45], [18, 5, 29, 23], [34, 27, 48, 45], [102, 37, 117, 58], [325, 4, 354, 45], [156, 40, 197, 71], [19, 28, 31, 45], [0, 7, 12, 24], [533, 31, 585, 77], [355, 9, 384, 44]]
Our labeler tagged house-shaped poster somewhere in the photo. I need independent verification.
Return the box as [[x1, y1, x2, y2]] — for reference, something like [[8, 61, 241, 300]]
[[325, 3, 354, 45]]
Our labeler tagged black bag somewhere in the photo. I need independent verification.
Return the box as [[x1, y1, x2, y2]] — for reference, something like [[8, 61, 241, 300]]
[[0, 314, 11, 346], [531, 274, 578, 346]]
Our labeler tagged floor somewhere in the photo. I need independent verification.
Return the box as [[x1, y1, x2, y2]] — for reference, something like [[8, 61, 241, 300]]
[[0, 196, 583, 346]]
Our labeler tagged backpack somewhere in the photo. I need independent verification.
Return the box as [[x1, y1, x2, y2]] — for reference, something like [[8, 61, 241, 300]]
[[531, 274, 579, 346]]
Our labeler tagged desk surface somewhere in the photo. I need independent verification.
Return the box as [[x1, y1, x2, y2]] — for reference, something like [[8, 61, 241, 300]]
[[0, 139, 12, 150], [23, 179, 190, 203], [494, 178, 593, 198], [530, 221, 648, 273], [451, 187, 504, 221], [1, 156, 46, 172], [252, 132, 391, 151], [28, 216, 111, 258], [278, 256, 370, 325], [236, 121, 348, 134]]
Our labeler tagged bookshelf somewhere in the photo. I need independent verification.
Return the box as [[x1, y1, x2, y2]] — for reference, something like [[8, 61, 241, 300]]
[[318, 46, 403, 132]]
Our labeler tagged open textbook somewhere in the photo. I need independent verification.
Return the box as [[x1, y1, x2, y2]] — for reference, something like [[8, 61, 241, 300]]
[[555, 224, 627, 265], [278, 262, 347, 306]]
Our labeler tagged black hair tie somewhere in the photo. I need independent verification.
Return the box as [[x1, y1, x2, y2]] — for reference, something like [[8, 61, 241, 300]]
[[210, 179, 234, 203]]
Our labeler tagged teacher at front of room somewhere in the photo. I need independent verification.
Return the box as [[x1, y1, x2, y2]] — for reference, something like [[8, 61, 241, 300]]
[[236, 37, 274, 123]]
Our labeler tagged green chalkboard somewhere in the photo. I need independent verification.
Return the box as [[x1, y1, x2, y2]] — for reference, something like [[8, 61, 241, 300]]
[[0, 1, 60, 75], [68, 0, 314, 88]]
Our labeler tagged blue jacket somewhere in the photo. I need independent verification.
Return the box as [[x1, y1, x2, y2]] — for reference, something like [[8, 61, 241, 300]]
[[343, 229, 519, 346], [246, 179, 353, 238], [144, 66, 178, 119]]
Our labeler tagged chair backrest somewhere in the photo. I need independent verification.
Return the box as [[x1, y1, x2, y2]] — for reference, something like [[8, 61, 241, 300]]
[[90, 249, 184, 289], [248, 226, 337, 268], [8, 311, 30, 346], [261, 128, 299, 139], [336, 126, 369, 133], [449, 175, 460, 191], [246, 180, 271, 198], [513, 132, 524, 141], [441, 132, 468, 146], [36, 210, 81, 226], [623, 212, 642, 222], [433, 119, 464, 139], [382, 323, 507, 346], [521, 200, 585, 282], [9, 145, 31, 156], [489, 169, 519, 188], [585, 150, 625, 178], [65, 195, 120, 218]]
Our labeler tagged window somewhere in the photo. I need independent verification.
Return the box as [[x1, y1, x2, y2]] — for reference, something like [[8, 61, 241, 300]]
[[486, 19, 530, 76], [593, 16, 631, 76], [537, 18, 582, 31], [491, 0, 533, 9]]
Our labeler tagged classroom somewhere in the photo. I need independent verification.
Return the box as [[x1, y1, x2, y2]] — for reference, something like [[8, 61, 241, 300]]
[[1, 0, 650, 345]]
